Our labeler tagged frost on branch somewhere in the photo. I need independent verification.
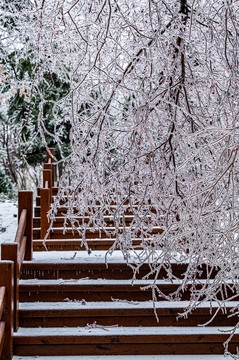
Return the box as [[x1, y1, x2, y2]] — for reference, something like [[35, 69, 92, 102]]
[[7, 0, 239, 355]]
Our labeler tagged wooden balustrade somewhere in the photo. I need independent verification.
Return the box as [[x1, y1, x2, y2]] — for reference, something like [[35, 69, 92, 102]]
[[0, 147, 55, 359], [0, 261, 14, 360], [1, 191, 33, 333]]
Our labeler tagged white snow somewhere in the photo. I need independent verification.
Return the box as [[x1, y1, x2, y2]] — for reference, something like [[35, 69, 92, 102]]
[[28, 249, 148, 263], [12, 356, 233, 360], [0, 201, 18, 252], [14, 326, 239, 337], [28, 249, 189, 264], [19, 277, 237, 286], [19, 300, 239, 310]]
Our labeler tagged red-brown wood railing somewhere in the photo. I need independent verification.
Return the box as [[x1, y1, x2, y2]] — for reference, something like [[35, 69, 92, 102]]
[[0, 148, 55, 358], [0, 190, 33, 359], [1, 191, 33, 333], [0, 261, 14, 360]]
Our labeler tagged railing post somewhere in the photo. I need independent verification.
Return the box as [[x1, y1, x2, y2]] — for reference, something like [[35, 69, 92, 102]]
[[40, 188, 50, 240], [46, 148, 55, 186], [1, 244, 19, 332], [44, 163, 54, 189], [43, 169, 52, 202], [18, 191, 33, 261], [46, 147, 54, 163], [0, 261, 14, 360]]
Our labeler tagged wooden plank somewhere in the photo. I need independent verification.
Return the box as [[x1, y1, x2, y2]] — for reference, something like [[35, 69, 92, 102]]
[[20, 264, 140, 280], [14, 209, 27, 245], [44, 164, 55, 189], [40, 188, 50, 240], [13, 331, 239, 345], [1, 243, 19, 331], [13, 342, 233, 356], [0, 261, 14, 360], [18, 307, 237, 328], [18, 191, 33, 261], [43, 169, 52, 201], [18, 236, 27, 271], [33, 229, 162, 240], [34, 206, 147, 217]]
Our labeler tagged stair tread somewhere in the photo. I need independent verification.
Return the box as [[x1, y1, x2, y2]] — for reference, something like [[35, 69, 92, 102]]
[[26, 250, 150, 264], [34, 225, 163, 230], [14, 326, 239, 337], [12, 356, 233, 359], [26, 250, 193, 264], [19, 300, 238, 310], [20, 278, 222, 286]]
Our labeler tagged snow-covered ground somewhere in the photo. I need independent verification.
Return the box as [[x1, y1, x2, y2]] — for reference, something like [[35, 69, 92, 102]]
[[0, 201, 18, 247]]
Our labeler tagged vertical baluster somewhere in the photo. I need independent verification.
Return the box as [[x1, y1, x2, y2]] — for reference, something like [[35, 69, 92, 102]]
[[40, 188, 50, 240], [1, 244, 19, 332], [18, 191, 33, 261]]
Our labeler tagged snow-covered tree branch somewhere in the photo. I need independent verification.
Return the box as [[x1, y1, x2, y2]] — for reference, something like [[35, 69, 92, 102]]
[[1, 0, 239, 355]]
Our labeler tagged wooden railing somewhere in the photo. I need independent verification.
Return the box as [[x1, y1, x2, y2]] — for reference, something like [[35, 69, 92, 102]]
[[41, 148, 55, 240], [0, 190, 33, 359], [0, 261, 14, 360]]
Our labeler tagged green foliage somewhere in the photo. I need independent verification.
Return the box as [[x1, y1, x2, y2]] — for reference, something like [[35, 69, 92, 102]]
[[122, 94, 136, 120], [0, 168, 17, 199], [4, 54, 72, 166]]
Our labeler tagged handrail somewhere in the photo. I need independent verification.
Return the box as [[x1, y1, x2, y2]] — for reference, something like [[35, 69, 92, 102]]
[[14, 209, 27, 245], [0, 261, 14, 360], [1, 191, 33, 336], [18, 236, 27, 272]]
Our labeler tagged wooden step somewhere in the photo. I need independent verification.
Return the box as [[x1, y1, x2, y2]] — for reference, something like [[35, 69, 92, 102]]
[[19, 279, 161, 302], [32, 238, 143, 251], [35, 195, 145, 207], [11, 355, 235, 360], [19, 301, 238, 328], [21, 254, 218, 281], [33, 215, 141, 228], [19, 278, 237, 303], [21, 262, 146, 280], [11, 356, 235, 360], [33, 226, 163, 240], [13, 326, 239, 356], [34, 206, 154, 217]]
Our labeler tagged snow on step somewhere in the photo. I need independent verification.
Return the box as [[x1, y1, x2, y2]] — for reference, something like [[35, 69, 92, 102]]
[[19, 300, 239, 311], [45, 225, 163, 230], [12, 355, 233, 360], [14, 326, 239, 337], [19, 278, 233, 286], [29, 249, 168, 263], [28, 250, 145, 263]]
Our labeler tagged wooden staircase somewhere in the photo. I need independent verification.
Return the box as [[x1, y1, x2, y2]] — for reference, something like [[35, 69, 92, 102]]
[[15, 253, 239, 356], [0, 149, 238, 359]]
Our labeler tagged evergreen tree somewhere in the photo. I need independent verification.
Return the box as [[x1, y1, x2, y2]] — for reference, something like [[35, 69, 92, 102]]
[[0, 0, 72, 189]]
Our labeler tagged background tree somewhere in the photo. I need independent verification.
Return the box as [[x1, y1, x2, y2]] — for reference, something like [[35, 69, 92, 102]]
[[0, 0, 71, 192]]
